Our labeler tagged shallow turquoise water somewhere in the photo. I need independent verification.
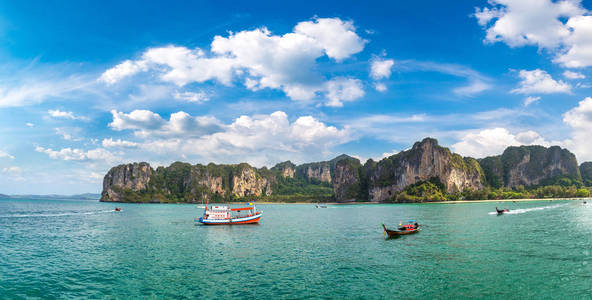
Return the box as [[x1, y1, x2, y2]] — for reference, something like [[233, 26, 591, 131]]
[[1, 198, 591, 299]]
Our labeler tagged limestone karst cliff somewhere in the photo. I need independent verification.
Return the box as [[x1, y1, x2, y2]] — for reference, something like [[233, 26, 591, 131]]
[[101, 138, 587, 203]]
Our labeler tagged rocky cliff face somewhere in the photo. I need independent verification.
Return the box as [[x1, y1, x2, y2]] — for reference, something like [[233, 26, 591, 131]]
[[480, 145, 581, 188], [231, 165, 272, 197], [101, 162, 153, 202], [296, 163, 332, 183], [100, 138, 585, 203], [332, 159, 362, 202], [101, 162, 272, 202], [580, 162, 592, 185], [271, 161, 296, 178], [366, 138, 484, 202]]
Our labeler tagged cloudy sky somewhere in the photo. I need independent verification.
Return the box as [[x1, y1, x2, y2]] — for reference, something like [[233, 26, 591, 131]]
[[2, 0, 592, 194]]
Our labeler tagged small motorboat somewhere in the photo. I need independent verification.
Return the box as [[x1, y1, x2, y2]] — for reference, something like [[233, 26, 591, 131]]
[[495, 207, 509, 215], [382, 221, 420, 238], [114, 207, 122, 212], [315, 204, 328, 208]]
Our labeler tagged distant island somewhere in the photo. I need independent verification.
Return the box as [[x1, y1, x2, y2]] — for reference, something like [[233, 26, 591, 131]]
[[100, 138, 592, 203], [0, 193, 101, 200]]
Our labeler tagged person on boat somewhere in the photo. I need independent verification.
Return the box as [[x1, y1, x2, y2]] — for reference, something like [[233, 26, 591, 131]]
[[413, 222, 419, 229]]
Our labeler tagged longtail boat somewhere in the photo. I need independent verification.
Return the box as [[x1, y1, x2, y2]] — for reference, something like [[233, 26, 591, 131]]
[[196, 202, 262, 225], [495, 207, 510, 215], [382, 222, 419, 238]]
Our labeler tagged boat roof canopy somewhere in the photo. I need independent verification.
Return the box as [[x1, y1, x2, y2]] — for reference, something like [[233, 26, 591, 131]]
[[231, 207, 254, 211]]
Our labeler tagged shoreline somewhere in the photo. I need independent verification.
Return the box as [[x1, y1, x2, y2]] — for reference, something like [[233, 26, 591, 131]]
[[96, 198, 591, 205], [425, 197, 591, 204]]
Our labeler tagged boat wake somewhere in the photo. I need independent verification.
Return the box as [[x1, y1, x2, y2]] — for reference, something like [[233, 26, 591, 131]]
[[0, 210, 115, 218], [488, 203, 567, 215]]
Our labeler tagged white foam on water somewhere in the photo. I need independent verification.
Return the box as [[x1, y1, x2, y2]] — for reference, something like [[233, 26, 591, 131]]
[[488, 203, 568, 215], [0, 209, 115, 218]]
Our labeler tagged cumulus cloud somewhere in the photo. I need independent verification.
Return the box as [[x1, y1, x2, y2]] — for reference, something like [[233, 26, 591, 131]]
[[561, 97, 592, 161], [324, 78, 365, 107], [511, 69, 571, 94], [0, 150, 14, 159], [109, 110, 224, 138], [370, 58, 394, 80], [26, 123, 34, 127], [100, 17, 367, 106], [48, 109, 87, 120], [523, 96, 541, 106], [108, 110, 352, 166], [452, 127, 551, 158], [474, 0, 584, 48], [35, 146, 119, 163], [563, 70, 586, 79], [102, 138, 139, 148], [474, 1, 592, 68]]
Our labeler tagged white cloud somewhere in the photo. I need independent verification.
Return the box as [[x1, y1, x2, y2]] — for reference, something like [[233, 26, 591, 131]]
[[0, 75, 91, 108], [563, 70, 586, 79], [35, 146, 119, 163], [26, 123, 34, 127], [397, 60, 492, 97], [562, 97, 592, 160], [102, 138, 139, 148], [99, 60, 147, 85], [452, 127, 551, 158], [324, 78, 365, 107], [48, 109, 87, 120], [475, 1, 592, 68], [109, 110, 224, 138], [370, 58, 394, 80], [0, 150, 14, 159], [100, 17, 367, 107], [107, 110, 352, 167], [453, 80, 491, 97], [554, 15, 592, 68], [2, 166, 21, 175], [293, 18, 366, 61], [174, 90, 209, 103], [523, 96, 541, 106], [374, 82, 387, 92], [474, 0, 585, 48], [511, 69, 571, 94]]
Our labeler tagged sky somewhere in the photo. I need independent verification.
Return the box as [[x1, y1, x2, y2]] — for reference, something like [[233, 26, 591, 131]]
[[2, 0, 592, 194]]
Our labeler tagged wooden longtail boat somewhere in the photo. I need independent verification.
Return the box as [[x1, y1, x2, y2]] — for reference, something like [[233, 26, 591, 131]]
[[382, 223, 419, 238]]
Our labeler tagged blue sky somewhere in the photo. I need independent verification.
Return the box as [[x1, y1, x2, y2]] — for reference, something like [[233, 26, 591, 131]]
[[2, 0, 592, 194]]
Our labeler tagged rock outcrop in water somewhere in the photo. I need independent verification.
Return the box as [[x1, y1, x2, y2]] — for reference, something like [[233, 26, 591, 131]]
[[100, 137, 586, 203]]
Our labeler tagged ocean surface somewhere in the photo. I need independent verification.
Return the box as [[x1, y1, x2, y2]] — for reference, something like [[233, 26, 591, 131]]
[[1, 198, 591, 299]]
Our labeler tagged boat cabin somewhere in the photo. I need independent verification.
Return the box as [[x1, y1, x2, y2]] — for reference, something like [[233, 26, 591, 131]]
[[205, 206, 230, 220]]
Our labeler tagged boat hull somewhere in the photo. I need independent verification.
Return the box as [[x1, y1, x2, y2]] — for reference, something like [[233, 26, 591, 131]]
[[198, 213, 262, 225], [382, 224, 419, 238]]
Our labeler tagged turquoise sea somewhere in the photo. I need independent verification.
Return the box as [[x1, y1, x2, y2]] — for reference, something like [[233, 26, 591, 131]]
[[1, 198, 591, 299]]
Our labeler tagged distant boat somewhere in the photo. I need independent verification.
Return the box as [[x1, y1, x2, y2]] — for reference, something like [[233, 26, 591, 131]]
[[197, 203, 262, 225], [496, 207, 510, 215], [196, 205, 206, 209], [315, 204, 328, 208], [382, 221, 420, 238], [114, 207, 122, 212]]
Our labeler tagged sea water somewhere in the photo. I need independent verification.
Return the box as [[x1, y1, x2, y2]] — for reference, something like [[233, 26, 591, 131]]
[[1, 198, 591, 298]]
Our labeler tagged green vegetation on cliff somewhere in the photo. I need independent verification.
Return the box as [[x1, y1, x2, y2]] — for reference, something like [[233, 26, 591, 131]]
[[101, 138, 592, 203]]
